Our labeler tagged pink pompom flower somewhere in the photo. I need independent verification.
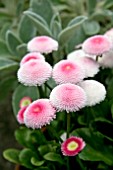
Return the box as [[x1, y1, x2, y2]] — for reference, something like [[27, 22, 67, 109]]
[[27, 36, 58, 54], [24, 99, 56, 129], [61, 136, 86, 156], [52, 60, 85, 84], [20, 52, 45, 66], [82, 35, 111, 55], [19, 96, 32, 108], [79, 80, 106, 106], [17, 106, 28, 124], [50, 83, 87, 113], [17, 60, 52, 86]]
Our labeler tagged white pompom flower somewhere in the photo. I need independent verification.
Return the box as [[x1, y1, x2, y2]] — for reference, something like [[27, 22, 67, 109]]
[[79, 80, 106, 106]]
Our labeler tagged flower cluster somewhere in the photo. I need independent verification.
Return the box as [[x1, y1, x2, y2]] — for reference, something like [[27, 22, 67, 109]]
[[16, 34, 109, 157]]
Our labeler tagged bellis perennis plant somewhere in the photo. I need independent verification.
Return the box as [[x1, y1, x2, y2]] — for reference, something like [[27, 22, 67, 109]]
[[3, 1, 113, 170]]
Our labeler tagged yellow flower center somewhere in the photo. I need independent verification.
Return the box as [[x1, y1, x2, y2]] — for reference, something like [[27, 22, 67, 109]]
[[67, 141, 78, 151]]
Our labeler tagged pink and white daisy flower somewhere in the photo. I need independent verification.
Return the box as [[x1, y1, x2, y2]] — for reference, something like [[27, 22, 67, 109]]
[[104, 28, 113, 45], [98, 50, 113, 68], [19, 96, 32, 108], [17, 106, 28, 124], [68, 55, 99, 78], [79, 80, 106, 106], [20, 52, 45, 66], [67, 49, 95, 60], [50, 83, 87, 113], [52, 60, 85, 84], [61, 136, 86, 156], [17, 60, 52, 86], [24, 99, 56, 129], [82, 35, 111, 55], [27, 36, 58, 54]]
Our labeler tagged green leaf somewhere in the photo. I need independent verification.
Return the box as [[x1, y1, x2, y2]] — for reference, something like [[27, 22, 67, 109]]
[[86, 0, 97, 14], [18, 15, 36, 43], [82, 20, 100, 35], [3, 149, 20, 164], [30, 0, 54, 24], [24, 11, 52, 36], [58, 16, 87, 46], [16, 44, 27, 57], [0, 58, 18, 71], [19, 148, 36, 169], [15, 127, 33, 148], [43, 152, 64, 164], [0, 22, 10, 40], [12, 84, 39, 116], [0, 40, 12, 58], [31, 157, 45, 166], [91, 118, 113, 142], [34, 167, 50, 170], [6, 30, 21, 55], [71, 128, 113, 166], [38, 144, 56, 156]]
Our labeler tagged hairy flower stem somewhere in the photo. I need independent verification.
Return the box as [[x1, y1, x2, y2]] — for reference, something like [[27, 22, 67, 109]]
[[66, 113, 71, 170]]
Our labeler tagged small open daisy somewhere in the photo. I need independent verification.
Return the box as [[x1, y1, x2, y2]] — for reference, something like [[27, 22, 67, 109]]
[[50, 83, 87, 113], [20, 52, 45, 66], [19, 96, 32, 108], [24, 99, 56, 129], [82, 35, 111, 55], [17, 60, 52, 86], [17, 106, 28, 124], [27, 36, 58, 54], [61, 136, 86, 156], [79, 80, 106, 106], [52, 60, 85, 84]]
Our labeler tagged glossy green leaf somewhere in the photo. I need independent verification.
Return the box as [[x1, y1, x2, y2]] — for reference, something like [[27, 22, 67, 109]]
[[31, 157, 45, 166], [18, 15, 36, 43], [0, 58, 18, 71], [3, 149, 20, 164], [43, 152, 64, 164], [15, 127, 33, 148], [12, 84, 39, 116], [6, 30, 21, 55], [91, 118, 113, 141], [19, 148, 36, 169], [58, 16, 87, 45], [24, 11, 52, 36], [30, 0, 54, 24], [82, 20, 100, 35], [72, 128, 113, 166]]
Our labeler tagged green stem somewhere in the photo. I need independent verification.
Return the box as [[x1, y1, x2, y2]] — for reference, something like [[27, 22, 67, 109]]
[[66, 113, 71, 170], [66, 113, 70, 139], [76, 156, 86, 170], [45, 82, 52, 91], [38, 86, 45, 98]]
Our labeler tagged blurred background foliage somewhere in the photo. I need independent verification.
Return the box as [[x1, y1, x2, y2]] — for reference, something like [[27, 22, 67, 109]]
[[0, 0, 113, 170]]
